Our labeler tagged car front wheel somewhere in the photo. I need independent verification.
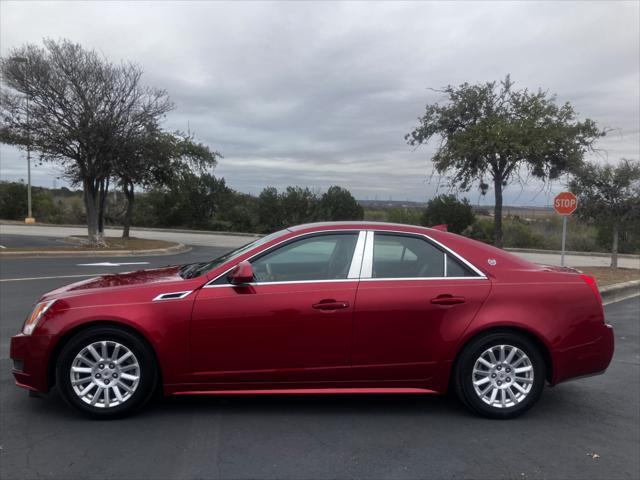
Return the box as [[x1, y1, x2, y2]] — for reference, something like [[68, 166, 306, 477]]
[[454, 332, 545, 419], [56, 326, 157, 418]]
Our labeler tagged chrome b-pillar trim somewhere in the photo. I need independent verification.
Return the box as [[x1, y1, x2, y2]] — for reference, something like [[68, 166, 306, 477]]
[[360, 231, 375, 278], [347, 231, 367, 279]]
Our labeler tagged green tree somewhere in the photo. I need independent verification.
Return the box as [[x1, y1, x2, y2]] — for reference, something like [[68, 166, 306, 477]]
[[317, 186, 364, 221], [113, 126, 219, 238], [257, 187, 283, 233], [0, 181, 27, 220], [140, 173, 232, 230], [280, 186, 319, 226], [0, 39, 173, 246], [217, 192, 259, 232], [422, 194, 475, 234], [406, 75, 604, 247], [569, 159, 640, 268]]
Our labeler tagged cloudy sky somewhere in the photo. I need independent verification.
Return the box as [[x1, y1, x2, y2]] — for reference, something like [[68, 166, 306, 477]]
[[1, 0, 638, 205]]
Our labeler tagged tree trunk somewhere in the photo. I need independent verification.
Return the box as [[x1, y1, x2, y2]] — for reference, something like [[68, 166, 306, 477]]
[[83, 178, 106, 247], [611, 222, 619, 269], [122, 181, 135, 240], [493, 175, 504, 248], [97, 177, 109, 235]]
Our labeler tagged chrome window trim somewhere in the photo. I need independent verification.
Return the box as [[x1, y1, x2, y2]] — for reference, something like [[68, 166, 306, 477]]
[[347, 231, 367, 279], [202, 227, 487, 288], [360, 276, 487, 282], [443, 253, 448, 277], [152, 290, 193, 301], [361, 230, 487, 280], [204, 229, 363, 288], [205, 278, 359, 288]]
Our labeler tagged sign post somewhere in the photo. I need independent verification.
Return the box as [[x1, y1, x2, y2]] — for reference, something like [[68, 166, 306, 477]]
[[561, 216, 568, 266], [553, 192, 578, 266]]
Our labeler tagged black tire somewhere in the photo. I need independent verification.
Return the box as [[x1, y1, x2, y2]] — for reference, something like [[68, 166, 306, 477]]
[[454, 331, 545, 419], [56, 326, 158, 418]]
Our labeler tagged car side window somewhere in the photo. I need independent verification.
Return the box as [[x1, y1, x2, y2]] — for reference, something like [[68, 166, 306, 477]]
[[373, 234, 444, 278], [251, 233, 359, 282]]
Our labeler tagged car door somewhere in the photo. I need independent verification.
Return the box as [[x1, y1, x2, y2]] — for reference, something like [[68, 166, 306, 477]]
[[188, 231, 365, 386], [352, 231, 491, 383]]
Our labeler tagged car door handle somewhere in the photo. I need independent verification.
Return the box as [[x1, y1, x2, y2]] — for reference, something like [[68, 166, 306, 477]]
[[431, 294, 466, 306], [312, 300, 350, 310]]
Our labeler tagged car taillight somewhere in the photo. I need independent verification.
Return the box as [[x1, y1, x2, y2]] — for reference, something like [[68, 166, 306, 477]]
[[580, 273, 602, 305]]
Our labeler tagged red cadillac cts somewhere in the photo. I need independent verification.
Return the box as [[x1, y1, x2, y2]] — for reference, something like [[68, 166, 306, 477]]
[[11, 222, 614, 418]]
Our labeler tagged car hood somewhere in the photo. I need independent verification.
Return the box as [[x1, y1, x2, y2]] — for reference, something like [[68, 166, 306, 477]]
[[43, 266, 184, 299]]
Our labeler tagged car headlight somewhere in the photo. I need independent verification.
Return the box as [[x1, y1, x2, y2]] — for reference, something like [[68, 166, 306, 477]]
[[23, 300, 56, 335]]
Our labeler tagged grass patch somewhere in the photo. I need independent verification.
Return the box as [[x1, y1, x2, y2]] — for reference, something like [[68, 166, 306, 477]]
[[575, 267, 640, 287]]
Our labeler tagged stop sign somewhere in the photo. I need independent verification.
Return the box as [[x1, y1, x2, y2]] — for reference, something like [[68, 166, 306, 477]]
[[554, 192, 578, 215]]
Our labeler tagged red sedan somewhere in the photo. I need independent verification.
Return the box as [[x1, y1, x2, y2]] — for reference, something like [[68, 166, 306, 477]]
[[11, 222, 614, 418]]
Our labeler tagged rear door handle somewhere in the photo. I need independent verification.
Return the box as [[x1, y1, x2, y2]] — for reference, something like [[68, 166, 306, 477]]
[[312, 300, 350, 310], [431, 294, 466, 306]]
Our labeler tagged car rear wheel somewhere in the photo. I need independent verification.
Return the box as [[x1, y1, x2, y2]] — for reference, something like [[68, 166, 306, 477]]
[[56, 326, 157, 418], [454, 332, 545, 419]]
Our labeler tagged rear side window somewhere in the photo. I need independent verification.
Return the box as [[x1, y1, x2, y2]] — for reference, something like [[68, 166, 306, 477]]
[[372, 233, 479, 279], [373, 234, 444, 278], [446, 254, 476, 277]]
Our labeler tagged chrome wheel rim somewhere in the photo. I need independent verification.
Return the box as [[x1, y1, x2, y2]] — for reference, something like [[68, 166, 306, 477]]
[[472, 344, 534, 409], [70, 341, 140, 408]]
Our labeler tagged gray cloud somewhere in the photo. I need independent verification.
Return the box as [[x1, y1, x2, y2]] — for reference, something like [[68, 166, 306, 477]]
[[1, 0, 638, 205]]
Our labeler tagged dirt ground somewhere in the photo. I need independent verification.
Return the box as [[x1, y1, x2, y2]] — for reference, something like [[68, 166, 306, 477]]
[[575, 266, 640, 286]]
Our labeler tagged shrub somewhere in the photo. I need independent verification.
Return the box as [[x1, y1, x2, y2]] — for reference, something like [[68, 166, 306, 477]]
[[464, 218, 494, 244], [387, 207, 422, 225], [422, 195, 475, 233]]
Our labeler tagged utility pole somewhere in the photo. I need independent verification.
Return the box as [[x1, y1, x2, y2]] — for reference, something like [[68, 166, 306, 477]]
[[14, 57, 35, 224]]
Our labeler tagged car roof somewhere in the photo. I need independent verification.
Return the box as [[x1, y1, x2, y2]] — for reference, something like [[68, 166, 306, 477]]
[[288, 221, 436, 232]]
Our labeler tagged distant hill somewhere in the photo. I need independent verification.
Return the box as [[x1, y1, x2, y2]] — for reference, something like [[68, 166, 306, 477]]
[[357, 199, 554, 216]]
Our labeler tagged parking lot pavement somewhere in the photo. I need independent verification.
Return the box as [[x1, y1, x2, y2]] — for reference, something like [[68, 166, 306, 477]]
[[0, 250, 638, 479], [0, 224, 258, 249]]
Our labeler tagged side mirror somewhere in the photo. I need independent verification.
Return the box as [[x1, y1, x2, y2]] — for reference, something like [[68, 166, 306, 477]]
[[227, 261, 254, 285]]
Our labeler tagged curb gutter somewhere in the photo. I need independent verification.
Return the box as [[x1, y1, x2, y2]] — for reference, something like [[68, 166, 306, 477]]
[[600, 279, 640, 305], [0, 243, 191, 258]]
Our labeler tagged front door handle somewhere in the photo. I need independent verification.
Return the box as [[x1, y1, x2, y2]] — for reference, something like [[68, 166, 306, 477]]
[[312, 299, 350, 310], [431, 294, 466, 306]]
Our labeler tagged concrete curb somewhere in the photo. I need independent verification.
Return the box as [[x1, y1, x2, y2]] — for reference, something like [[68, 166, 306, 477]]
[[600, 279, 640, 305], [0, 242, 191, 258], [505, 247, 640, 261], [0, 220, 259, 238]]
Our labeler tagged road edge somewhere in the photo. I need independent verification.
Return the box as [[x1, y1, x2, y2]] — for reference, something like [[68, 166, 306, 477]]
[[0, 220, 259, 238], [505, 247, 639, 261], [0, 242, 191, 257], [601, 279, 640, 306]]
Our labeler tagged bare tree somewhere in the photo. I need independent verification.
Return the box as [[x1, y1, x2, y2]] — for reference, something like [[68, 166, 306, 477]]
[[0, 39, 173, 246]]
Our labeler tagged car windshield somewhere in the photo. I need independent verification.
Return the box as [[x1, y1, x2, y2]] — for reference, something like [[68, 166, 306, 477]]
[[179, 229, 290, 279]]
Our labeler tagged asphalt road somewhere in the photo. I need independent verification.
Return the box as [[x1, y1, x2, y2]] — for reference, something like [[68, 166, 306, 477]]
[[0, 233, 67, 249], [0, 248, 638, 480], [0, 224, 259, 249]]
